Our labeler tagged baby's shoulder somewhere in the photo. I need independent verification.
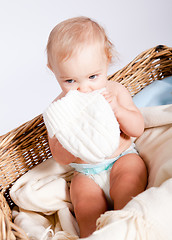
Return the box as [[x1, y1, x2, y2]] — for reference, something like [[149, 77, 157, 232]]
[[107, 80, 126, 93]]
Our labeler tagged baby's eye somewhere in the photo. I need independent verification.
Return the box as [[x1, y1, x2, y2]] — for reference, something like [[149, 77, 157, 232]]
[[89, 74, 97, 80], [65, 79, 75, 83]]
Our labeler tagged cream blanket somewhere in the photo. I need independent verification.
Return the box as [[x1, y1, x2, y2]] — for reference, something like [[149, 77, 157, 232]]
[[10, 104, 172, 240], [10, 158, 79, 239]]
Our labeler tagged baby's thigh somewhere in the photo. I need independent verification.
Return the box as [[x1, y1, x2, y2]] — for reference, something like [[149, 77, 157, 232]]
[[110, 153, 147, 187], [70, 173, 107, 210]]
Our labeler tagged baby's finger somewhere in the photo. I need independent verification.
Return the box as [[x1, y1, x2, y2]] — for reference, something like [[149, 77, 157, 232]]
[[101, 91, 111, 98], [101, 90, 108, 96], [104, 93, 112, 99]]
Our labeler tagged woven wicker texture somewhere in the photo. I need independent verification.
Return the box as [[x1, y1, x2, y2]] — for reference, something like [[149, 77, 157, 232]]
[[0, 116, 52, 207], [108, 45, 172, 95], [0, 45, 171, 239]]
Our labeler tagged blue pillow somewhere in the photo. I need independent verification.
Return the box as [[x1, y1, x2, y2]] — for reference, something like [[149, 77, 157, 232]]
[[133, 76, 172, 108]]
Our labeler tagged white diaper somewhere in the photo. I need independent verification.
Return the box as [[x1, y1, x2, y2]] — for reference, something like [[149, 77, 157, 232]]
[[70, 144, 138, 207]]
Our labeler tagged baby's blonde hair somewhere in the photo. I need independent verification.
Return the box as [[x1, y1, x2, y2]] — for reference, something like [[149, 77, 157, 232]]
[[47, 16, 114, 68]]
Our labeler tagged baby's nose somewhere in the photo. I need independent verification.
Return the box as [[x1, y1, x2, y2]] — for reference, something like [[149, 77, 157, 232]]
[[77, 84, 90, 93]]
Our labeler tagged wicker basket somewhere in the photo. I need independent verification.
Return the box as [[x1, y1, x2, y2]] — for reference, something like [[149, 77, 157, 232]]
[[0, 45, 172, 239]]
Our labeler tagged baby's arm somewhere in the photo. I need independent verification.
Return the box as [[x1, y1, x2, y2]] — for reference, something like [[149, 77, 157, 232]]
[[103, 81, 144, 138], [48, 136, 77, 165]]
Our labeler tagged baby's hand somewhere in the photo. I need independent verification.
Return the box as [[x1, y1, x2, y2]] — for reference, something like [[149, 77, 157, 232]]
[[101, 90, 118, 114]]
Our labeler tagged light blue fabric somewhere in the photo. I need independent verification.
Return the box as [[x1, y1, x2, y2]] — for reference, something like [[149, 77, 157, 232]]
[[133, 76, 172, 108], [69, 143, 138, 175], [70, 158, 116, 175]]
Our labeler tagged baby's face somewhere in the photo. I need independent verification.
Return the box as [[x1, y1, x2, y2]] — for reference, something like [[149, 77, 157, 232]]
[[51, 43, 109, 94]]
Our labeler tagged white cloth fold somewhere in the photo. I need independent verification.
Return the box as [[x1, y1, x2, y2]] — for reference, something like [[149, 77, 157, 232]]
[[58, 207, 80, 236], [12, 207, 57, 240], [11, 176, 71, 214], [10, 157, 73, 215], [140, 104, 172, 128], [10, 157, 79, 239], [12, 207, 79, 240], [136, 104, 172, 188], [43, 90, 120, 164]]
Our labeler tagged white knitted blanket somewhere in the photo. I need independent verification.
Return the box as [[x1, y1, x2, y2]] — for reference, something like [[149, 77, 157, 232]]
[[43, 90, 120, 164]]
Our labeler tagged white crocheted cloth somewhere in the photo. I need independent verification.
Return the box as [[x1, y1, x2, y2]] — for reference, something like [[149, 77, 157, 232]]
[[43, 90, 120, 164]]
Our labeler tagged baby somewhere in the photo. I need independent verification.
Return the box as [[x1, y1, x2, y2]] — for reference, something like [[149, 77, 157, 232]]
[[44, 16, 147, 238]]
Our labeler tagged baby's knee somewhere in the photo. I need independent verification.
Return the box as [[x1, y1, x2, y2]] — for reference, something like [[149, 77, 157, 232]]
[[74, 198, 92, 218], [133, 157, 148, 186], [119, 162, 147, 188], [110, 159, 147, 197], [122, 171, 146, 187], [115, 154, 147, 185]]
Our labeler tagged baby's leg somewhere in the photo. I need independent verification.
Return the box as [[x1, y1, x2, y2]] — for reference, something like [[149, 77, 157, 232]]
[[110, 153, 147, 210], [70, 173, 108, 238]]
